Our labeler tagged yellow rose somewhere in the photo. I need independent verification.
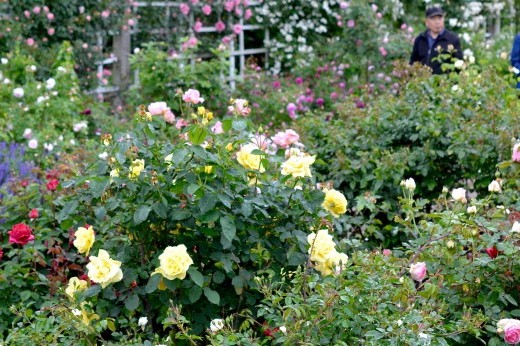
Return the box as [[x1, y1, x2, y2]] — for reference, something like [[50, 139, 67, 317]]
[[236, 144, 265, 172], [153, 245, 193, 281], [322, 189, 348, 217], [128, 159, 145, 179], [109, 168, 119, 177], [281, 155, 315, 178], [73, 226, 95, 255], [65, 277, 88, 299], [307, 229, 336, 263], [314, 251, 349, 276], [79, 302, 99, 326], [86, 249, 123, 288], [204, 165, 213, 174]]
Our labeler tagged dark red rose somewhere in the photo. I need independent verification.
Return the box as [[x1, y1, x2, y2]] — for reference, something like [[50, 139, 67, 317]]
[[485, 246, 498, 259], [8, 223, 35, 245], [46, 179, 59, 191], [28, 209, 39, 219]]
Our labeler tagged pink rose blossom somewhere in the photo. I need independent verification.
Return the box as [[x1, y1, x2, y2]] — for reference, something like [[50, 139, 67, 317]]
[[163, 109, 175, 124], [33, 6, 41, 14], [233, 24, 242, 35], [182, 89, 204, 104], [221, 36, 232, 44], [26, 38, 35, 46], [148, 102, 169, 115], [179, 3, 190, 16], [512, 143, 520, 162], [8, 223, 35, 245], [193, 20, 203, 32], [347, 19, 355, 28], [202, 5, 212, 15], [176, 118, 188, 129], [101, 10, 110, 18], [47, 28, 55, 36], [244, 9, 253, 20], [379, 46, 388, 56], [400, 23, 407, 30], [272, 130, 300, 149], [224, 1, 234, 12], [215, 20, 226, 32], [128, 19, 135, 26], [382, 249, 392, 256], [211, 121, 224, 134], [498, 319, 520, 345], [340, 2, 349, 9], [47, 13, 54, 20], [24, 10, 31, 18], [409, 262, 427, 281]]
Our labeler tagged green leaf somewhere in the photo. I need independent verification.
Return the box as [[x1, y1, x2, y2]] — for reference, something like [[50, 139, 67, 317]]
[[203, 287, 220, 305], [220, 215, 236, 247], [83, 285, 102, 298], [232, 119, 247, 131], [187, 183, 200, 195], [134, 205, 151, 225], [94, 206, 106, 220], [188, 286, 203, 303], [125, 294, 140, 311], [222, 118, 233, 132], [146, 274, 162, 293], [199, 193, 217, 214], [171, 210, 192, 220], [188, 126, 209, 145], [89, 178, 110, 198], [56, 201, 79, 223], [153, 202, 168, 219], [200, 209, 220, 223], [188, 268, 204, 287]]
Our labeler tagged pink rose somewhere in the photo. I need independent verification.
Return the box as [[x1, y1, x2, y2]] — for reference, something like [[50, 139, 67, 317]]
[[224, 0, 234, 12], [33, 6, 41, 14], [347, 19, 355, 28], [513, 143, 520, 162], [382, 249, 392, 256], [193, 20, 203, 32], [244, 9, 253, 20], [409, 262, 427, 281], [163, 109, 175, 124], [29, 209, 39, 219], [215, 21, 226, 33], [26, 38, 35, 46], [211, 121, 224, 134], [182, 89, 204, 104], [24, 10, 30, 18], [499, 319, 520, 345], [47, 13, 54, 20], [233, 24, 242, 35], [179, 3, 190, 16], [148, 101, 169, 115], [47, 179, 59, 191], [202, 5, 212, 15], [272, 129, 300, 149], [176, 118, 188, 129], [101, 10, 110, 18], [0, 248, 3, 260], [47, 28, 55, 36], [8, 223, 35, 245]]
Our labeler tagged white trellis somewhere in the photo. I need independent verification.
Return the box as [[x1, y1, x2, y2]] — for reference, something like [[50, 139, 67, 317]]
[[93, 1, 268, 96]]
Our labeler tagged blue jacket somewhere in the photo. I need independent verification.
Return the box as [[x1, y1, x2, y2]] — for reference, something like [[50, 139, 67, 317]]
[[511, 34, 520, 88], [410, 29, 463, 74]]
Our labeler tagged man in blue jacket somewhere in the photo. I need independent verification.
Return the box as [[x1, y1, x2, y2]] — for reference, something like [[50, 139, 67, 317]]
[[511, 34, 520, 89], [410, 6, 463, 74]]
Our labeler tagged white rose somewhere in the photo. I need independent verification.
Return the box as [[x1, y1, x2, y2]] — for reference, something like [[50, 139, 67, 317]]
[[512, 221, 520, 233], [451, 188, 467, 203], [210, 318, 224, 332], [13, 87, 24, 98]]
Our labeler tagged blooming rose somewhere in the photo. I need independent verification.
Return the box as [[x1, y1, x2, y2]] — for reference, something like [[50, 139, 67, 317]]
[[211, 121, 224, 134], [400, 178, 416, 191], [236, 144, 265, 172], [138, 316, 148, 329], [451, 188, 467, 203], [498, 319, 520, 344], [13, 87, 24, 98], [271, 129, 300, 149], [73, 226, 95, 255], [488, 180, 502, 193], [512, 143, 520, 163], [128, 159, 145, 179], [8, 223, 35, 245], [182, 89, 204, 104], [322, 189, 348, 217], [210, 318, 225, 332], [467, 206, 477, 214], [86, 249, 123, 288], [28, 208, 39, 219], [307, 229, 336, 263], [147, 101, 169, 115], [153, 245, 193, 280], [65, 277, 88, 298], [314, 250, 349, 276], [513, 221, 520, 233], [281, 155, 315, 178], [228, 98, 250, 116], [47, 179, 59, 191], [409, 262, 427, 281]]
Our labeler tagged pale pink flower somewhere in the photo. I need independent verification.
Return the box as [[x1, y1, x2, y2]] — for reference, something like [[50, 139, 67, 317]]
[[47, 13, 54, 20], [179, 3, 190, 16], [233, 24, 242, 35], [47, 28, 55, 36], [340, 2, 349, 9], [26, 38, 35, 46], [193, 20, 203, 32], [221, 36, 232, 44], [128, 19, 135, 26], [244, 9, 253, 20], [148, 102, 169, 115], [211, 121, 223, 134], [176, 118, 188, 129], [400, 23, 407, 30], [202, 5, 212, 15], [347, 19, 355, 28], [409, 262, 427, 281], [182, 89, 204, 104], [272, 130, 300, 149], [215, 20, 226, 32], [379, 47, 387, 56], [163, 109, 175, 124], [513, 143, 520, 162], [224, 1, 234, 12], [33, 6, 41, 14], [24, 10, 30, 18], [498, 319, 520, 345], [382, 249, 392, 256], [101, 10, 110, 18]]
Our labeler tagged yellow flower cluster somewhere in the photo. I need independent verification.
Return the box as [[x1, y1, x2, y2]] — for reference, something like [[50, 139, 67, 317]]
[[321, 189, 348, 218], [65, 277, 88, 299], [128, 159, 145, 179], [153, 245, 194, 280], [281, 154, 315, 178], [86, 249, 124, 288], [73, 225, 95, 255], [307, 229, 348, 276], [196, 106, 214, 125], [236, 144, 265, 172]]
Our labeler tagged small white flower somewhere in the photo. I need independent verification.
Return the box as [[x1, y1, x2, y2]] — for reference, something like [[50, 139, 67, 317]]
[[30, 65, 37, 72], [512, 221, 520, 233], [396, 319, 403, 326], [451, 188, 467, 203], [488, 180, 502, 193], [279, 325, 287, 335], [71, 309, 82, 316], [43, 143, 54, 152], [98, 152, 108, 160], [23, 128, 32, 139], [70, 139, 76, 145], [210, 318, 224, 332], [3, 78, 10, 84], [513, 67, 520, 74], [57, 66, 67, 72], [419, 332, 429, 339], [451, 84, 459, 92], [469, 56, 475, 64], [46, 78, 56, 90], [28, 139, 38, 149], [1, 58, 8, 64], [400, 177, 416, 191], [454, 60, 464, 69], [13, 87, 24, 98], [467, 206, 477, 214], [138, 316, 148, 329]]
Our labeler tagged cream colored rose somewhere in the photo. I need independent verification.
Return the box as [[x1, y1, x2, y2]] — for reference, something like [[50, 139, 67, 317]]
[[65, 277, 88, 299], [128, 159, 145, 179], [451, 188, 467, 203], [73, 226, 95, 255], [153, 245, 193, 281], [314, 250, 349, 276], [307, 229, 336, 263], [281, 154, 315, 178], [86, 249, 123, 288], [236, 144, 265, 172], [322, 189, 348, 217]]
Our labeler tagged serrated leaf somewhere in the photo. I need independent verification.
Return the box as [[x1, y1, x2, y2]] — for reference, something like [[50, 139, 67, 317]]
[[203, 287, 220, 305], [188, 126, 209, 145], [171, 210, 191, 220], [125, 294, 140, 311], [188, 268, 204, 287], [153, 202, 168, 219], [83, 285, 102, 298], [188, 286, 203, 303], [146, 274, 162, 293], [220, 215, 236, 244], [199, 193, 217, 214], [56, 201, 79, 223], [134, 205, 151, 225]]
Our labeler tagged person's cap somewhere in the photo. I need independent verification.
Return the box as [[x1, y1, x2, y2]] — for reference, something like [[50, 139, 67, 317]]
[[425, 6, 444, 18]]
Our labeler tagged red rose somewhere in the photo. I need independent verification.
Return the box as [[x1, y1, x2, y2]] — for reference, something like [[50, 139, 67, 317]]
[[8, 223, 35, 245], [0, 248, 3, 260], [485, 246, 498, 259], [46, 179, 59, 191], [28, 209, 39, 219], [20, 179, 29, 188]]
